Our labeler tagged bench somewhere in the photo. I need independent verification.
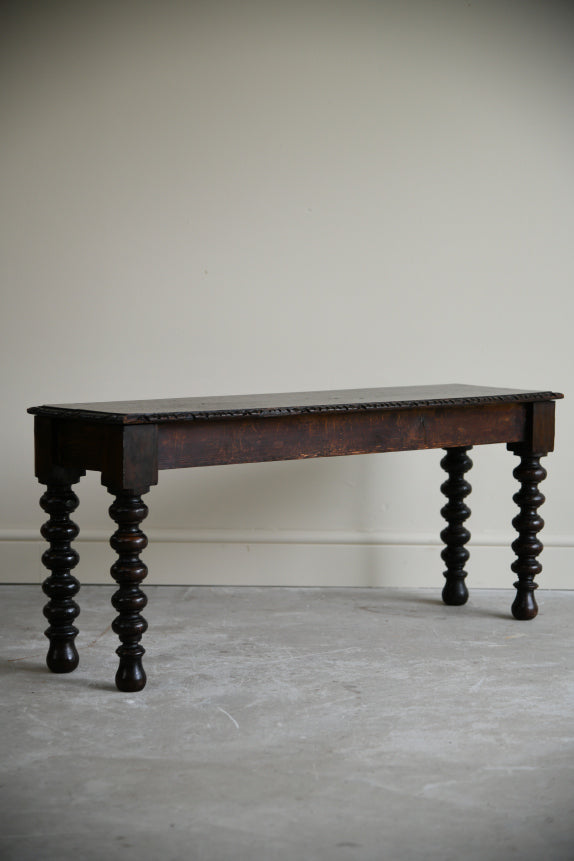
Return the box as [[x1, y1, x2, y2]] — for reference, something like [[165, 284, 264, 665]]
[[29, 383, 563, 692]]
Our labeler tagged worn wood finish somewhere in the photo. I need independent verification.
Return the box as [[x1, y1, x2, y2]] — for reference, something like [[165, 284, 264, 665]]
[[440, 447, 473, 606], [157, 404, 524, 469], [28, 384, 563, 691], [29, 384, 562, 425]]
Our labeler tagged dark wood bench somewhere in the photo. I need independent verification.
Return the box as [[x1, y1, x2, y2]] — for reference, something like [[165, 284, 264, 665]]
[[29, 383, 563, 692]]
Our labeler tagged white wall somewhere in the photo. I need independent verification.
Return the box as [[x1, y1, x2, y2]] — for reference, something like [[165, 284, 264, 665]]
[[1, 0, 572, 589]]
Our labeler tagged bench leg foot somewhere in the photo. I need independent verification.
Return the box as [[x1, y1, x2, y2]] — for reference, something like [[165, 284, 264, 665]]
[[109, 491, 149, 691], [440, 447, 472, 606], [40, 483, 81, 673], [510, 453, 546, 620]]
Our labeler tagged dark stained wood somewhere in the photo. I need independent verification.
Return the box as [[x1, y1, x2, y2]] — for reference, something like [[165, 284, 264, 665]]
[[29, 383, 563, 691], [530, 401, 556, 454], [509, 454, 547, 620], [40, 482, 82, 673], [34, 416, 86, 486], [101, 425, 159, 493], [157, 403, 526, 469], [51, 422, 159, 493], [108, 491, 149, 692], [440, 447, 472, 606], [505, 399, 555, 617], [28, 384, 563, 425], [34, 417, 85, 673], [506, 401, 556, 459], [54, 420, 111, 473]]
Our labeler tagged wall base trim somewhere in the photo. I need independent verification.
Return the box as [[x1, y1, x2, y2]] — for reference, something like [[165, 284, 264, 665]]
[[1, 530, 572, 588]]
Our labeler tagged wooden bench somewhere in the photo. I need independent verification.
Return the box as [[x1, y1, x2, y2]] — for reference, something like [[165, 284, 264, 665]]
[[29, 383, 563, 692]]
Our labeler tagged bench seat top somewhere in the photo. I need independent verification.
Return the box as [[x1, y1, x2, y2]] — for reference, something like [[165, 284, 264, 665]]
[[28, 384, 563, 425]]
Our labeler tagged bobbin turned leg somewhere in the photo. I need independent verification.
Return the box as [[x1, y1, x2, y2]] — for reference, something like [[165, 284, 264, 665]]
[[40, 480, 82, 672], [440, 446, 472, 606], [509, 452, 547, 620], [108, 490, 149, 691]]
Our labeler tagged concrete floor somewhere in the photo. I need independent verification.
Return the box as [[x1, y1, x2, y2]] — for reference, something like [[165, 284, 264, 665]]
[[1, 585, 573, 861]]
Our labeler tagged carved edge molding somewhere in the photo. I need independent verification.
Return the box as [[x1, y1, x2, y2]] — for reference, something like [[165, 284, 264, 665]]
[[28, 391, 563, 425]]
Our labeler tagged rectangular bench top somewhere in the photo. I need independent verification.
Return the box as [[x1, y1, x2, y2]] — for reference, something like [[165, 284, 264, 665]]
[[28, 384, 563, 425]]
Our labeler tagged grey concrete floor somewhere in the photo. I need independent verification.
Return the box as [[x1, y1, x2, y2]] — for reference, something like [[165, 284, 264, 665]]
[[1, 585, 573, 861]]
